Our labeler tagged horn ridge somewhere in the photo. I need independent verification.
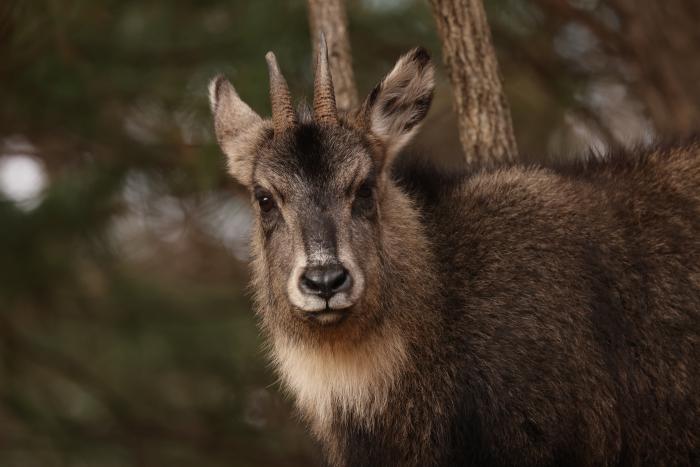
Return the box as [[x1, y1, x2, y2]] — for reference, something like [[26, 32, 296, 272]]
[[265, 51, 296, 134], [313, 32, 339, 126]]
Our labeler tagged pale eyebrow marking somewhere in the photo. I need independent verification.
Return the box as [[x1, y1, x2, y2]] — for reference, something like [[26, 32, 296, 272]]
[[344, 162, 371, 196]]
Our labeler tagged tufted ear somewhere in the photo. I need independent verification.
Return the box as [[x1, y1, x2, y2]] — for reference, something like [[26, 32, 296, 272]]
[[359, 47, 434, 169], [209, 75, 264, 186]]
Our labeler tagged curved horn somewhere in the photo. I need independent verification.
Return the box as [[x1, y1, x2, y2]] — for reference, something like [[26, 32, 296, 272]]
[[313, 33, 338, 126], [265, 51, 296, 134]]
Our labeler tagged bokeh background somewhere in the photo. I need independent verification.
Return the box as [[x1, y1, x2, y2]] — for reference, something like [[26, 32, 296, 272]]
[[1, 1, 698, 465]]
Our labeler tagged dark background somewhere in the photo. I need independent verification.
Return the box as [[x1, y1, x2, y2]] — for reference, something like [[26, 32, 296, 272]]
[[1, 1, 698, 465]]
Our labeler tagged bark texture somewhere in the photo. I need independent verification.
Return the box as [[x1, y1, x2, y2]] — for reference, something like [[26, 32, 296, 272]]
[[429, 0, 517, 165], [307, 0, 358, 112]]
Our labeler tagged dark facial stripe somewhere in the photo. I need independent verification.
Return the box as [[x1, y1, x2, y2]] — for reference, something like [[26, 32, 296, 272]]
[[301, 210, 338, 265]]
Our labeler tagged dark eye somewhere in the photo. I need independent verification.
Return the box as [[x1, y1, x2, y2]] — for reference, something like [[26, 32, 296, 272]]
[[352, 179, 376, 218], [258, 195, 275, 212], [254, 188, 276, 213], [356, 181, 373, 198]]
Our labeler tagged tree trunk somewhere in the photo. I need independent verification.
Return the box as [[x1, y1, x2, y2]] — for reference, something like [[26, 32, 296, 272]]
[[306, 0, 358, 112], [429, 0, 517, 165]]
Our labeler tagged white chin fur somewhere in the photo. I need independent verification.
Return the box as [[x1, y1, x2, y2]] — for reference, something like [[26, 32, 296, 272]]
[[328, 292, 354, 309], [288, 291, 355, 313]]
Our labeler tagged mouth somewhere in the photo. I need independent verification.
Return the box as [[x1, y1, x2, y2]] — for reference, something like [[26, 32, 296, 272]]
[[303, 305, 350, 326]]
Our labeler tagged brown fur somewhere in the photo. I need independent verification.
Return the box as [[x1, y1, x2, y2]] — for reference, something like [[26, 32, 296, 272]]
[[210, 48, 700, 466]]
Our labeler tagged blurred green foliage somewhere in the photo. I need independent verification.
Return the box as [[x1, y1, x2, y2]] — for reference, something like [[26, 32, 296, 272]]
[[0, 0, 637, 465]]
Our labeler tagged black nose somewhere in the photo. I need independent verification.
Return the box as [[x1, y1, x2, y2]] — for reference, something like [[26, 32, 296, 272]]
[[300, 265, 352, 300]]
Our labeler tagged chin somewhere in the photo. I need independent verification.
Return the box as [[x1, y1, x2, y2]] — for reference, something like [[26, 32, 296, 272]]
[[288, 302, 379, 345], [304, 307, 352, 326]]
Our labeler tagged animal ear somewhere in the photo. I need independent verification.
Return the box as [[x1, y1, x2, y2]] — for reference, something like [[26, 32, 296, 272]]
[[359, 47, 434, 168], [209, 75, 264, 186]]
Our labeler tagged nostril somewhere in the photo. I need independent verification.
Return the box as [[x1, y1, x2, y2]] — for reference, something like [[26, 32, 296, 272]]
[[302, 275, 321, 292], [300, 265, 352, 299], [329, 268, 350, 292]]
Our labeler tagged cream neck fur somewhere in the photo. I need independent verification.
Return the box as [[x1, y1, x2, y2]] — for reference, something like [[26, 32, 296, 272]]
[[272, 326, 409, 431]]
